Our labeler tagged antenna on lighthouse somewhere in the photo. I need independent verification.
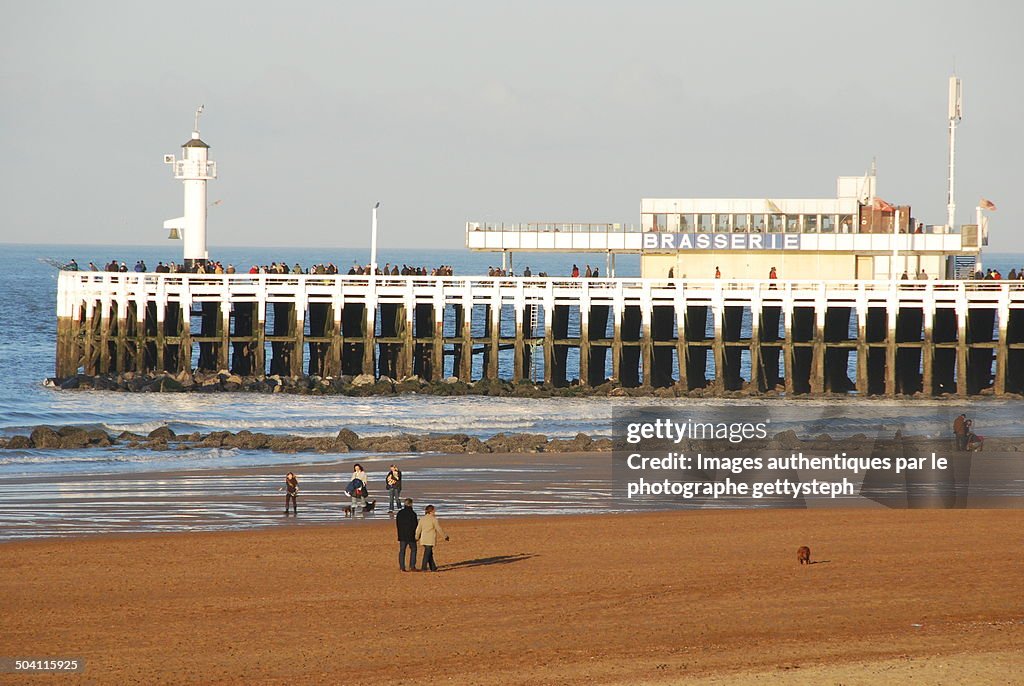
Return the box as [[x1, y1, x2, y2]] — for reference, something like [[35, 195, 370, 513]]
[[193, 104, 205, 138], [947, 75, 962, 230]]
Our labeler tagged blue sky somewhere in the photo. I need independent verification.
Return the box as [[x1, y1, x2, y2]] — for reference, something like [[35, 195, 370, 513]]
[[2, 1, 1021, 250]]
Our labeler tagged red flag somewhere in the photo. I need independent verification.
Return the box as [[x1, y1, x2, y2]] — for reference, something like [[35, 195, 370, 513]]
[[980, 198, 997, 211], [873, 197, 895, 212]]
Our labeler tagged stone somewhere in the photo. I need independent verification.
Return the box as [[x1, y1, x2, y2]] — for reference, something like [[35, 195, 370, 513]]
[[352, 374, 376, 386], [30, 426, 62, 449], [148, 426, 176, 440], [6, 435, 31, 449], [336, 428, 360, 449]]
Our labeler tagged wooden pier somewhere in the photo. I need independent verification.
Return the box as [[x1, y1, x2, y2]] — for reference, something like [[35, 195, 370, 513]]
[[55, 272, 1024, 397]]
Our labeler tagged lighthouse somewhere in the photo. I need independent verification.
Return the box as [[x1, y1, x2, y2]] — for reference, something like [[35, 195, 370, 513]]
[[164, 106, 217, 270]]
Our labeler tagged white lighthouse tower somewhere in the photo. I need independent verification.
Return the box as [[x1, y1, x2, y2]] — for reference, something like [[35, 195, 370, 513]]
[[164, 106, 217, 270]]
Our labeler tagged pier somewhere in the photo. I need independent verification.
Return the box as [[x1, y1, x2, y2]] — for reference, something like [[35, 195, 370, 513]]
[[56, 272, 1024, 397]]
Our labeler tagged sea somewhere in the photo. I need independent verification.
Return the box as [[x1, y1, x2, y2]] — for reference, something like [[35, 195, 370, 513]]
[[1, 244, 1022, 539]]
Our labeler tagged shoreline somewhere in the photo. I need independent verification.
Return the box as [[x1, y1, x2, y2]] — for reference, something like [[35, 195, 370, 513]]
[[1, 509, 1021, 684]]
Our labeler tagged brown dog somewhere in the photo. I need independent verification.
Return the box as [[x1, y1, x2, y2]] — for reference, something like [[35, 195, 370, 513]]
[[797, 546, 811, 565]]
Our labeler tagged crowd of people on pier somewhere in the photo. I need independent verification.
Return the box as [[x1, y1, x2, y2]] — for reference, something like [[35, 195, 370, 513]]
[[281, 462, 449, 572], [55, 257, 1024, 283]]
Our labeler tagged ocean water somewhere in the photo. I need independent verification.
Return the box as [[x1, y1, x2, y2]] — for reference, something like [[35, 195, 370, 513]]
[[1, 244, 1022, 538]]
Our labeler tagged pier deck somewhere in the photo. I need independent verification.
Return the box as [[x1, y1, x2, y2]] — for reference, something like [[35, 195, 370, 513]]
[[56, 273, 1024, 397]]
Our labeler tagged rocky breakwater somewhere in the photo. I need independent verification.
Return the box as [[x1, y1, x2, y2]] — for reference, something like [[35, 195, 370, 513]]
[[0, 425, 614, 455], [44, 371, 847, 399]]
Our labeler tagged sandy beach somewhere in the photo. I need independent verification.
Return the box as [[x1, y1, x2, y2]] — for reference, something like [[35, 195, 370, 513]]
[[2, 507, 1022, 684]]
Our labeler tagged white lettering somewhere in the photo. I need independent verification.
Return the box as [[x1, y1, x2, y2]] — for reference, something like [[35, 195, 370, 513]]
[[749, 234, 763, 249], [696, 234, 710, 249], [713, 234, 727, 249], [661, 233, 674, 249]]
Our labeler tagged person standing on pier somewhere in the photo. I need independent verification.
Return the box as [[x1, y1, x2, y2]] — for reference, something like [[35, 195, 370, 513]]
[[571, 264, 579, 278], [396, 498, 418, 572], [715, 266, 721, 279], [386, 464, 403, 513], [280, 472, 299, 515]]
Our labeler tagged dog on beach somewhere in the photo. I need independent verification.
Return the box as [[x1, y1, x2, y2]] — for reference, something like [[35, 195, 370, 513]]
[[797, 546, 811, 565], [343, 500, 377, 518]]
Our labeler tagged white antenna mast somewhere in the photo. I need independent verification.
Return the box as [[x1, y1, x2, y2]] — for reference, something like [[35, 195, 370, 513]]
[[193, 104, 205, 138], [947, 76, 962, 229]]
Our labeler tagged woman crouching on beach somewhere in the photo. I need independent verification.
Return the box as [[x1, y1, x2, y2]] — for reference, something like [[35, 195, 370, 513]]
[[415, 505, 449, 572], [281, 472, 299, 515]]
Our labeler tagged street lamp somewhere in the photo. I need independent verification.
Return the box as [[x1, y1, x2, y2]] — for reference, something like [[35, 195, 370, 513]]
[[370, 202, 380, 276]]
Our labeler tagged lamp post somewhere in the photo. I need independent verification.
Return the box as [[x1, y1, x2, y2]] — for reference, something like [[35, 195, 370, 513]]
[[370, 202, 380, 276]]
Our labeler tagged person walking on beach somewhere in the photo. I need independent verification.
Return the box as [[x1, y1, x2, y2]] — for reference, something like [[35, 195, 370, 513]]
[[281, 472, 299, 515], [397, 498, 418, 572], [385, 464, 403, 513], [415, 505, 448, 572], [346, 463, 369, 517], [953, 414, 968, 452]]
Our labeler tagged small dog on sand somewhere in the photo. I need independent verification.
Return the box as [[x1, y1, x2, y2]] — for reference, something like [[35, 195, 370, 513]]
[[343, 500, 377, 518], [797, 546, 811, 565]]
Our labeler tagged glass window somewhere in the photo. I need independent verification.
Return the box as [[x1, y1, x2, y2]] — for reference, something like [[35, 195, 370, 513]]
[[698, 214, 713, 232], [734, 214, 749, 232], [805, 215, 818, 233], [753, 214, 767, 233], [821, 215, 835, 233], [769, 214, 784, 233], [679, 214, 692, 232], [786, 215, 800, 233], [652, 213, 667, 231], [839, 214, 854, 233], [715, 214, 730, 233]]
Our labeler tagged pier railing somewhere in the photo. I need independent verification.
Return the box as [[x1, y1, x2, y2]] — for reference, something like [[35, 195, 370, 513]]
[[56, 273, 1024, 397]]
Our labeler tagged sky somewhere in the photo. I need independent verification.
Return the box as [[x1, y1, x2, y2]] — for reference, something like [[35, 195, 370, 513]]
[[1, 1, 1022, 252]]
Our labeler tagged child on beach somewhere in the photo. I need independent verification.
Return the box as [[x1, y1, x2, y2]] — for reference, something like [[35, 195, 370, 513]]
[[280, 472, 299, 515], [415, 505, 448, 572]]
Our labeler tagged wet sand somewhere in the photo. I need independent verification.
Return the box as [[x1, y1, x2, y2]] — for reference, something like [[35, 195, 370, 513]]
[[1, 508, 1022, 684]]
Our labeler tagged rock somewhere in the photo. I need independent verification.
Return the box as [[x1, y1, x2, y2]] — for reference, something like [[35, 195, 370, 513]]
[[485, 433, 549, 453], [30, 426, 62, 449], [6, 435, 31, 449], [352, 374, 376, 387], [148, 426, 176, 440], [771, 430, 802, 450], [59, 432, 91, 449], [86, 429, 112, 447], [59, 376, 80, 390], [336, 428, 360, 449]]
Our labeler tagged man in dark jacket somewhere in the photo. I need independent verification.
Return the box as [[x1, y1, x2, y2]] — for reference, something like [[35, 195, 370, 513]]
[[396, 498, 418, 572]]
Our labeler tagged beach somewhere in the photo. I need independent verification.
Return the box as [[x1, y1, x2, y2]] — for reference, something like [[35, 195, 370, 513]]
[[2, 507, 1022, 684]]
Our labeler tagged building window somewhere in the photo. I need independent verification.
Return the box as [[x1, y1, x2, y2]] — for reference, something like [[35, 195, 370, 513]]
[[698, 214, 713, 232], [652, 213, 667, 231], [678, 214, 691, 232], [768, 214, 784, 233], [786, 215, 800, 233], [753, 214, 767, 233], [821, 215, 835, 233], [839, 214, 854, 233], [805, 215, 818, 233], [715, 214, 730, 233], [734, 214, 749, 232]]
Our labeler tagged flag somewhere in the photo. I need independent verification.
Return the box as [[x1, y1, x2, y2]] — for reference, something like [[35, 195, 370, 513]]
[[766, 199, 783, 213], [980, 198, 997, 211], [873, 197, 895, 212]]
